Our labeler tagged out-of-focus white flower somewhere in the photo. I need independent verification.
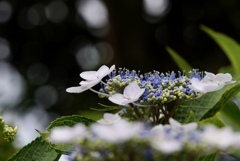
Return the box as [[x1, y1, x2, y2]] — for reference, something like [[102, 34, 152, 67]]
[[108, 82, 145, 106], [91, 120, 144, 143], [97, 113, 121, 125], [150, 118, 199, 154], [150, 124, 183, 154], [201, 125, 240, 150], [59, 154, 71, 161], [169, 118, 198, 133], [189, 72, 235, 93], [48, 124, 87, 143], [151, 139, 182, 154], [66, 65, 115, 93]]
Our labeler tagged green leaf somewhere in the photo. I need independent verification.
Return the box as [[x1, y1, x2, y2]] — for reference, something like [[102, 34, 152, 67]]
[[201, 25, 240, 76], [175, 79, 240, 123], [200, 81, 240, 120], [40, 115, 94, 153], [90, 103, 124, 111], [198, 151, 219, 161], [218, 100, 240, 131], [198, 114, 225, 128], [166, 46, 192, 72], [46, 115, 94, 131], [8, 137, 61, 161]]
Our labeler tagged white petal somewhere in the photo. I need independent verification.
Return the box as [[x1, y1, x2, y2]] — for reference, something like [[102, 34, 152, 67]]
[[182, 122, 198, 132], [123, 82, 145, 101], [103, 113, 120, 121], [202, 83, 224, 92], [150, 124, 164, 136], [97, 65, 110, 79], [202, 125, 237, 149], [79, 79, 100, 88], [109, 65, 115, 73], [169, 118, 197, 132], [66, 86, 88, 93], [169, 118, 181, 128], [204, 72, 216, 80], [108, 93, 130, 106], [189, 78, 205, 93], [91, 120, 144, 143], [80, 71, 98, 81], [215, 73, 232, 83], [97, 113, 121, 124], [151, 139, 182, 154], [189, 78, 225, 93]]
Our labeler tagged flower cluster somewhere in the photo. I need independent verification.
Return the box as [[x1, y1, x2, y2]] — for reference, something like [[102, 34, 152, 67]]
[[105, 69, 200, 105], [66, 65, 235, 124], [49, 114, 240, 161], [45, 65, 239, 161]]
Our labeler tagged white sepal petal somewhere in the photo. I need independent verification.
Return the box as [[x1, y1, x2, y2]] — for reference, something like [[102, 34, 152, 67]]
[[66, 86, 88, 93], [108, 93, 129, 106], [97, 113, 121, 125]]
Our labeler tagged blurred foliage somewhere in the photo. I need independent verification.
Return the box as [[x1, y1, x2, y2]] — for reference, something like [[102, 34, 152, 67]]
[[0, 140, 16, 161]]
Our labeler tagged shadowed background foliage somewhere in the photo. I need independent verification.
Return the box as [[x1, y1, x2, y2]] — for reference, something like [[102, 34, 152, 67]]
[[1, 0, 240, 160]]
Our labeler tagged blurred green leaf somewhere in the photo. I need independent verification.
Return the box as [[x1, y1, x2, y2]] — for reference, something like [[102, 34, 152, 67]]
[[78, 110, 104, 121], [8, 137, 61, 161], [175, 79, 240, 123], [166, 46, 192, 72], [201, 25, 240, 77], [0, 140, 16, 161], [198, 151, 219, 161], [218, 100, 240, 131], [198, 114, 225, 128]]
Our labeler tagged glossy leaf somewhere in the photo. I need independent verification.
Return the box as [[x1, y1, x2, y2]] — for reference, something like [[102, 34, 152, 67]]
[[201, 25, 240, 76], [8, 137, 61, 161], [46, 115, 94, 131]]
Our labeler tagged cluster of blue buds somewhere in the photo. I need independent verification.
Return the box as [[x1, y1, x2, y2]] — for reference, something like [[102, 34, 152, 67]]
[[103, 68, 203, 105]]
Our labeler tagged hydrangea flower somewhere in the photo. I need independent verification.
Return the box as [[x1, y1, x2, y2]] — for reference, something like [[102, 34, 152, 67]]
[[104, 68, 200, 105], [150, 118, 199, 154], [108, 82, 145, 106], [97, 113, 121, 125], [189, 72, 235, 93], [66, 65, 115, 93], [201, 125, 240, 150], [48, 124, 87, 143], [91, 120, 144, 143], [168, 118, 198, 133]]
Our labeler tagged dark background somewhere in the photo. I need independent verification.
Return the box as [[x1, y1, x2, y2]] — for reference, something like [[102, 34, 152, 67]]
[[1, 0, 240, 155]]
